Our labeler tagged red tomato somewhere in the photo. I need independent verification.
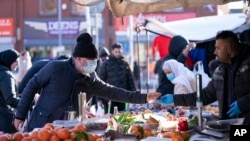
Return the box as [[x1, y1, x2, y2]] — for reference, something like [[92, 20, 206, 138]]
[[178, 120, 188, 131]]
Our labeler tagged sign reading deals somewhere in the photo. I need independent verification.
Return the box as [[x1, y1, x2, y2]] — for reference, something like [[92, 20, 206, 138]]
[[0, 18, 14, 37]]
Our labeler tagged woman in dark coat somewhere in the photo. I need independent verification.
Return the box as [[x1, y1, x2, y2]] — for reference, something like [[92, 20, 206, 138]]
[[0, 49, 20, 133]]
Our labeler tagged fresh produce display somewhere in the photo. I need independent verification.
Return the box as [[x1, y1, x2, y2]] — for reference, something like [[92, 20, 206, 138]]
[[159, 131, 191, 141], [0, 123, 108, 141], [130, 124, 154, 139], [109, 112, 135, 134], [188, 115, 199, 129], [0, 109, 204, 140]]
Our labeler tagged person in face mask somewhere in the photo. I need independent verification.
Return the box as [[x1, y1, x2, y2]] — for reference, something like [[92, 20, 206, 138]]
[[14, 32, 161, 132], [162, 59, 196, 94], [16, 51, 32, 84]]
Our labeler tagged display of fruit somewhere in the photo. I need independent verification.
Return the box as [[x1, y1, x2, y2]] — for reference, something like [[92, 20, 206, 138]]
[[159, 131, 190, 141], [0, 123, 109, 141], [146, 116, 159, 124], [130, 124, 144, 139], [111, 112, 135, 134]]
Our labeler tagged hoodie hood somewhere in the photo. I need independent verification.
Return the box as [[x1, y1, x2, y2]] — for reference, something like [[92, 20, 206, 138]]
[[99, 47, 110, 57], [168, 35, 189, 58], [0, 49, 20, 70]]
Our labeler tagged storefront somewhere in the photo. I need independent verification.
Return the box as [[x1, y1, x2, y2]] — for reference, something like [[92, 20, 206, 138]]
[[23, 17, 105, 61]]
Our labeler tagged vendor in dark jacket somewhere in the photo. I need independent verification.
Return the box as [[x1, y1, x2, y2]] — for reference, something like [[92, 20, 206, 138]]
[[157, 30, 250, 120], [0, 49, 20, 133], [14, 33, 161, 132]]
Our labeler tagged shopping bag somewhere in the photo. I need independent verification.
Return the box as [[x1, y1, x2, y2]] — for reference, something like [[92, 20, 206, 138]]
[[193, 61, 211, 88]]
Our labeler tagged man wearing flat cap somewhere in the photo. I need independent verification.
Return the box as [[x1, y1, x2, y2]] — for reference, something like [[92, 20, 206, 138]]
[[14, 33, 161, 132]]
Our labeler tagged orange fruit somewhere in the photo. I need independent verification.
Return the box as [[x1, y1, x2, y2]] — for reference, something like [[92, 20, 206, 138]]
[[22, 132, 30, 137], [30, 131, 38, 139], [56, 128, 70, 139], [70, 132, 76, 140], [3, 133, 12, 139], [12, 132, 24, 141], [37, 129, 50, 141], [88, 133, 99, 141], [0, 135, 10, 141], [63, 139, 74, 141], [21, 136, 32, 141], [53, 127, 61, 132], [50, 135, 60, 141], [72, 124, 86, 132], [49, 130, 57, 137], [44, 123, 55, 129]]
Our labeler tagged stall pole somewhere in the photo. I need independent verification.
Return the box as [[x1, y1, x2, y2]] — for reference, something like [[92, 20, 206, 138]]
[[146, 30, 150, 109]]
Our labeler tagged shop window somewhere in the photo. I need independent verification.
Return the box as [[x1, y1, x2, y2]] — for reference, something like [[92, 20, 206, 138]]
[[71, 2, 86, 16], [39, 0, 57, 16]]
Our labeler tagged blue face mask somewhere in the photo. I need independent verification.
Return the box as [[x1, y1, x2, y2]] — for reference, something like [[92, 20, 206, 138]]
[[166, 73, 175, 81], [83, 60, 97, 73]]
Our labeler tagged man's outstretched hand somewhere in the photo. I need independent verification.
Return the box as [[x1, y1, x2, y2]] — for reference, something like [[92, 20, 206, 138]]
[[147, 92, 161, 103]]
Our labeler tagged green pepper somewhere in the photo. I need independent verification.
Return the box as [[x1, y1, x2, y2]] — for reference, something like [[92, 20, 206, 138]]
[[188, 118, 198, 129]]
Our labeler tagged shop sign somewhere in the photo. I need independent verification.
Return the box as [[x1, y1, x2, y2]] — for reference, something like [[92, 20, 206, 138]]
[[47, 21, 80, 35], [0, 18, 14, 37], [24, 18, 86, 39]]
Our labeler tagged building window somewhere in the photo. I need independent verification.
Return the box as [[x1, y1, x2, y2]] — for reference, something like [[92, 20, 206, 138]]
[[71, 2, 86, 16], [39, 0, 57, 16]]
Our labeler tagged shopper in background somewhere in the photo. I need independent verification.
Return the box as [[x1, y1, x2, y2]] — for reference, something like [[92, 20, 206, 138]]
[[162, 59, 196, 94], [99, 42, 137, 114], [14, 33, 161, 132], [96, 47, 110, 75], [156, 35, 193, 95], [16, 51, 32, 85], [0, 49, 20, 133], [92, 47, 110, 114]]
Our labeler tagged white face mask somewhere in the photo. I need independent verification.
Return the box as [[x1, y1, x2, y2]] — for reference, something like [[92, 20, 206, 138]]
[[82, 60, 97, 73]]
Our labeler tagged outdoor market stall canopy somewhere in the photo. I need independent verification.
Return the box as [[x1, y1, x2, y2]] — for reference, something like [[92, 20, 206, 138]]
[[143, 13, 249, 42], [71, 0, 242, 17]]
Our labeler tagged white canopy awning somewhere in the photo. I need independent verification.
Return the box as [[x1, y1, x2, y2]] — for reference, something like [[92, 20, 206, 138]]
[[143, 13, 248, 42]]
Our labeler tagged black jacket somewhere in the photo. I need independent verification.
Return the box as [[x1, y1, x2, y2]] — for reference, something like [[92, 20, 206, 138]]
[[99, 55, 136, 113], [99, 55, 136, 91], [17, 59, 50, 94], [0, 65, 19, 133]]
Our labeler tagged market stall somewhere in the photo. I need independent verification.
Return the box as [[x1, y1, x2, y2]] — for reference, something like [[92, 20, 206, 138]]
[[1, 1, 249, 141]]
